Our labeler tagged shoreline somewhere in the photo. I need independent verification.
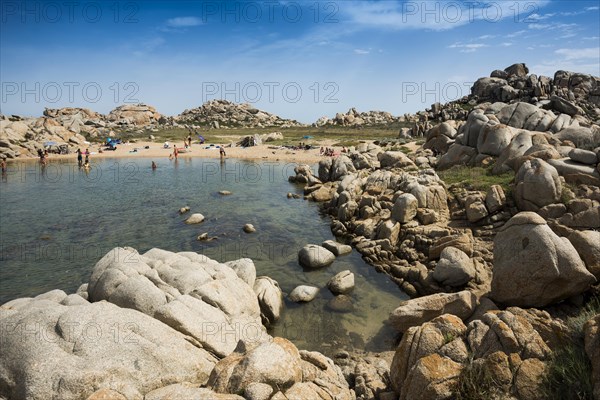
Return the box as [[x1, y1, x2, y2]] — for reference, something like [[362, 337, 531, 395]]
[[6, 140, 343, 165], [6, 139, 422, 166]]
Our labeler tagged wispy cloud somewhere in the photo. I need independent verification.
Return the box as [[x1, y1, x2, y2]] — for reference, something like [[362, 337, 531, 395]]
[[500, 42, 513, 47], [448, 43, 488, 53], [528, 13, 555, 21], [342, 1, 551, 31], [555, 48, 600, 60], [166, 17, 203, 28], [585, 6, 599, 11], [506, 30, 527, 38], [132, 37, 166, 56], [354, 49, 370, 55]]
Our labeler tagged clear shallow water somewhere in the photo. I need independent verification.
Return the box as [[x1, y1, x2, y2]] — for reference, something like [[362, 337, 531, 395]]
[[0, 158, 407, 353]]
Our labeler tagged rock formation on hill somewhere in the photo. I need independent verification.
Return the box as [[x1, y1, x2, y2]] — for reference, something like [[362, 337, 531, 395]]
[[176, 99, 303, 129]]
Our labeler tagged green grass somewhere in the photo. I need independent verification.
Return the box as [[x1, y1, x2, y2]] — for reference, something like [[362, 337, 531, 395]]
[[542, 296, 599, 400], [437, 165, 514, 193], [455, 355, 506, 400], [93, 125, 406, 147]]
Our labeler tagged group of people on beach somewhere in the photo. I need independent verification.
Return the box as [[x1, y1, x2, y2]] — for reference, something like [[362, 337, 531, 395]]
[[320, 147, 337, 156], [76, 148, 90, 168], [160, 136, 227, 169]]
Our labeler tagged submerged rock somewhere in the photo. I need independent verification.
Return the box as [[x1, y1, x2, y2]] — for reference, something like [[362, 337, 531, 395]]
[[288, 285, 319, 302]]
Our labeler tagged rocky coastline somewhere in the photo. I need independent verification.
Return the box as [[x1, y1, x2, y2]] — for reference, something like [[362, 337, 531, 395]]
[[1, 63, 600, 399]]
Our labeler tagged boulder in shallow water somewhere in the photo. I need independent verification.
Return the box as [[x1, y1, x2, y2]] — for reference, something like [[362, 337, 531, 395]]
[[298, 244, 336, 268], [185, 213, 205, 224], [327, 270, 355, 295], [288, 285, 319, 302], [253, 276, 284, 326], [322, 239, 352, 256]]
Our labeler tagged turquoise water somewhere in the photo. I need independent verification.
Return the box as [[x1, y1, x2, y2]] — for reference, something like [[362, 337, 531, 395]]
[[0, 158, 406, 352]]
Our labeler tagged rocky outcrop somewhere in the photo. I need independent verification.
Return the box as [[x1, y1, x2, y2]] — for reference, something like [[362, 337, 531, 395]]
[[208, 338, 353, 399], [107, 104, 163, 126], [87, 247, 269, 358], [0, 295, 217, 400], [177, 100, 302, 128], [389, 291, 477, 332], [390, 314, 467, 400], [490, 212, 596, 307], [514, 158, 562, 211], [315, 107, 399, 127]]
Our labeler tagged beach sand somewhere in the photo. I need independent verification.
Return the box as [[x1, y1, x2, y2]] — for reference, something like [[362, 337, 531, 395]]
[[11, 140, 421, 165]]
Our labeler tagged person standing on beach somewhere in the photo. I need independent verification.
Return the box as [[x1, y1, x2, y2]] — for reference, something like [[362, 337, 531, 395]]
[[0, 158, 6, 174], [173, 145, 179, 159], [187, 134, 192, 147], [219, 145, 226, 160], [77, 149, 83, 167], [84, 148, 90, 165]]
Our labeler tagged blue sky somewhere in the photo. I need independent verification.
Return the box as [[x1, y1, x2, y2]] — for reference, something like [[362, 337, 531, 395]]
[[1, 0, 599, 123]]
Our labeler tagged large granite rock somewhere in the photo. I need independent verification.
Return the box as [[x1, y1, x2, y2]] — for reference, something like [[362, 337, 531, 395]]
[[490, 212, 596, 307], [390, 314, 467, 400], [0, 297, 217, 400], [432, 247, 476, 287], [253, 276, 284, 326], [87, 247, 268, 358], [208, 338, 353, 399], [298, 244, 336, 268], [568, 230, 600, 279], [514, 158, 562, 211], [389, 291, 478, 332]]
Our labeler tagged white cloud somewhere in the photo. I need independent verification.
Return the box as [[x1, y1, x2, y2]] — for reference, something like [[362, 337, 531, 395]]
[[528, 12, 555, 21], [165, 17, 203, 28], [555, 48, 600, 60], [500, 42, 513, 47], [585, 6, 599, 11], [478, 34, 496, 40], [354, 49, 370, 55], [448, 43, 488, 53], [583, 36, 600, 40], [342, 1, 551, 31], [506, 30, 527, 38]]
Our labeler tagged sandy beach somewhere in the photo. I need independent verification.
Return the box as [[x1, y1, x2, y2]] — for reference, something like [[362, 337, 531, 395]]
[[12, 140, 421, 165]]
